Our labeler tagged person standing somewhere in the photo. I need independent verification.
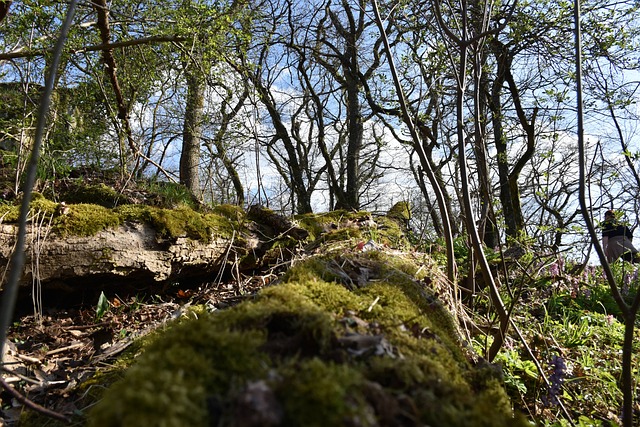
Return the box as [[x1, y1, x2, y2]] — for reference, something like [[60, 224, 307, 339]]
[[601, 210, 639, 263]]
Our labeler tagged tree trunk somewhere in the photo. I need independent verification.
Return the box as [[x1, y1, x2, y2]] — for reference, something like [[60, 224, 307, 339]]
[[343, 72, 363, 211], [180, 71, 205, 198], [490, 44, 519, 239]]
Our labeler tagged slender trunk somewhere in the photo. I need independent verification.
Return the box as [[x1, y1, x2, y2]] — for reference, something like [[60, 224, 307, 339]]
[[432, 0, 509, 361], [490, 50, 518, 239], [92, 0, 138, 177], [344, 73, 363, 210], [473, 46, 498, 248], [180, 71, 205, 198], [211, 137, 244, 206]]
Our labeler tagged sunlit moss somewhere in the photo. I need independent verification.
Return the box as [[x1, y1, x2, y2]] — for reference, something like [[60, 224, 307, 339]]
[[0, 192, 58, 222], [296, 210, 372, 241], [142, 204, 239, 242], [212, 203, 246, 222], [54, 203, 121, 236], [89, 250, 528, 427], [113, 203, 150, 222], [387, 200, 411, 221]]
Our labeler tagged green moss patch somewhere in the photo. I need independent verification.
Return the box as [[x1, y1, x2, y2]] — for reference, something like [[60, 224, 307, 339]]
[[89, 252, 528, 427], [0, 193, 58, 222], [54, 203, 122, 236], [296, 209, 409, 251], [0, 196, 239, 241], [148, 205, 240, 241]]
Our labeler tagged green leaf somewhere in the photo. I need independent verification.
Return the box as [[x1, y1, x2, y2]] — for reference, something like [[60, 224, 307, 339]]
[[96, 291, 110, 321]]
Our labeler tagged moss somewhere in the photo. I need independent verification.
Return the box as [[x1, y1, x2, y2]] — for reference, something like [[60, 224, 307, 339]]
[[89, 315, 268, 427], [115, 204, 238, 241], [295, 210, 372, 241], [144, 204, 209, 240], [292, 212, 330, 240], [373, 215, 409, 248], [203, 211, 240, 238], [57, 182, 123, 207], [140, 180, 198, 208], [212, 203, 245, 222], [114, 204, 151, 223], [0, 193, 241, 242], [387, 201, 411, 221], [276, 358, 366, 426], [0, 193, 58, 222], [89, 362, 209, 427], [89, 250, 529, 427], [54, 203, 121, 236]]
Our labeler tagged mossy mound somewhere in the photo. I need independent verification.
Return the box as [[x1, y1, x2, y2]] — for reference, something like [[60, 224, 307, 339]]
[[116, 204, 238, 242], [386, 201, 411, 222], [50, 182, 124, 208], [55, 203, 122, 236], [0, 194, 240, 240], [44, 176, 200, 209], [295, 210, 409, 251], [88, 251, 528, 427]]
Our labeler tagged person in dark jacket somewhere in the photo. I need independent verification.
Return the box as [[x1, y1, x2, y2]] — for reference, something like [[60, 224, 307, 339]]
[[601, 209, 639, 263]]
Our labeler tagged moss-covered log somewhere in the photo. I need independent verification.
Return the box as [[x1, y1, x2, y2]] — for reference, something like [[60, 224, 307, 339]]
[[88, 251, 529, 427], [0, 198, 248, 289]]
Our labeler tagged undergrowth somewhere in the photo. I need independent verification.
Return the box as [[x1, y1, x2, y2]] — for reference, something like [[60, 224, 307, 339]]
[[470, 252, 640, 426]]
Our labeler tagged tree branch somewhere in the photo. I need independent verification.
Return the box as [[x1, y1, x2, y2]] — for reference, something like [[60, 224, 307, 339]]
[[0, 377, 70, 423], [0, 35, 186, 61]]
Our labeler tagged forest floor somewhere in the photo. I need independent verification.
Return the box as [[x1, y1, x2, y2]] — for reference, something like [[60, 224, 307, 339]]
[[2, 273, 268, 425]]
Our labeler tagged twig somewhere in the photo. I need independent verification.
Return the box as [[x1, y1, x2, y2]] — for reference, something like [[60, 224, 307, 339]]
[[12, 353, 42, 364], [61, 321, 111, 331], [0, 377, 71, 423], [45, 342, 85, 356], [367, 296, 380, 312], [1, 366, 42, 385], [214, 230, 236, 286]]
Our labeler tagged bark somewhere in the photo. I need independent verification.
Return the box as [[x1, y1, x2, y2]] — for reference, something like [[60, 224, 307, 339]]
[[0, 223, 232, 287], [489, 38, 536, 240], [0, 1, 10, 24], [180, 71, 205, 198], [0, 202, 323, 292]]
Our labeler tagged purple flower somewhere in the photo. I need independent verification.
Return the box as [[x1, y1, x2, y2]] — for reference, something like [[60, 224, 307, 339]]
[[623, 268, 639, 287], [542, 355, 566, 407], [583, 266, 596, 283], [606, 315, 615, 326]]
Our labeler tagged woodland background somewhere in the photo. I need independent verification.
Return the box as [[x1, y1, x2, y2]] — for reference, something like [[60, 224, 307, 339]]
[[1, 0, 640, 426], [0, 0, 639, 255]]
